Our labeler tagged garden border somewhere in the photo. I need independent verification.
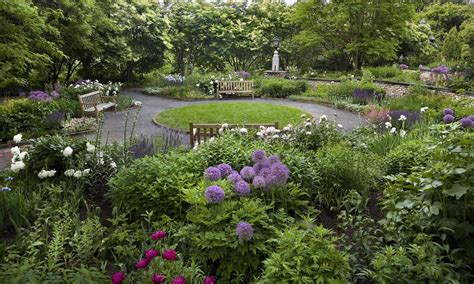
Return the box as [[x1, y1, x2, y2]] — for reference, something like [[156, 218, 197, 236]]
[[0, 128, 97, 149]]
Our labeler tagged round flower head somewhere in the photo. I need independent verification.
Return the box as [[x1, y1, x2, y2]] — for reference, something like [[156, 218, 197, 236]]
[[172, 276, 187, 284], [13, 134, 22, 143], [204, 167, 221, 181], [443, 114, 455, 124], [135, 258, 150, 269], [264, 155, 280, 167], [268, 163, 290, 187], [460, 117, 473, 128], [217, 163, 233, 177], [152, 274, 166, 284], [236, 221, 254, 241], [203, 276, 217, 284], [228, 171, 242, 184], [145, 248, 159, 259], [163, 249, 177, 261], [234, 181, 251, 196], [151, 230, 167, 240], [443, 108, 454, 116], [253, 162, 265, 175], [252, 176, 266, 189], [205, 185, 225, 204], [468, 115, 474, 121], [240, 166, 256, 181], [63, 146, 73, 157], [251, 150, 266, 163], [111, 271, 126, 284]]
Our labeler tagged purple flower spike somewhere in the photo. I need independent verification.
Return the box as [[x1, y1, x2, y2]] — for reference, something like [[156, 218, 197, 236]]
[[443, 114, 455, 124], [460, 117, 473, 128], [236, 221, 254, 241], [235, 181, 251, 196], [205, 185, 225, 204], [204, 167, 221, 181], [240, 166, 256, 181], [217, 163, 233, 177], [443, 108, 454, 116], [251, 150, 266, 163]]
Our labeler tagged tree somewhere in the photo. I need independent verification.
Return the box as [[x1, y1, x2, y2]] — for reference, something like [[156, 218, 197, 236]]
[[420, 3, 473, 41]]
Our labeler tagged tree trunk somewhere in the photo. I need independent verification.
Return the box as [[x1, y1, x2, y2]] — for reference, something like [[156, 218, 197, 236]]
[[126, 60, 135, 83], [65, 59, 81, 83]]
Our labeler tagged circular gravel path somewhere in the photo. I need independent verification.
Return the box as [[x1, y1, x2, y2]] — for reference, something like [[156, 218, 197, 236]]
[[85, 90, 365, 145]]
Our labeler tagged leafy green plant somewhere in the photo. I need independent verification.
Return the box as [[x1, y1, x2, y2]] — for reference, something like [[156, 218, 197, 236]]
[[257, 78, 308, 98], [385, 139, 432, 175]]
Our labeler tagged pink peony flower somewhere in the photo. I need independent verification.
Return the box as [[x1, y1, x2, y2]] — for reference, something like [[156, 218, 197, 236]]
[[152, 273, 166, 284], [111, 271, 126, 284], [203, 276, 217, 284], [151, 230, 167, 240], [172, 276, 187, 284], [162, 249, 177, 261], [135, 258, 150, 269], [145, 248, 159, 259]]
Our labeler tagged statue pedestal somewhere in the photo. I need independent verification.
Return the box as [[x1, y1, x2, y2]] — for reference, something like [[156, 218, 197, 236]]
[[264, 70, 289, 78]]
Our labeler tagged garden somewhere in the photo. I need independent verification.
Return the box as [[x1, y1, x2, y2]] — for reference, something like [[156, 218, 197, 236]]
[[1, 0, 474, 283]]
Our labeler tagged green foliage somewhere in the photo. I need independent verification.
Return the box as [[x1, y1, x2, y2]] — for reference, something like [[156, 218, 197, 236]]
[[257, 78, 308, 98], [385, 139, 432, 175], [144, 86, 208, 100], [260, 225, 350, 283]]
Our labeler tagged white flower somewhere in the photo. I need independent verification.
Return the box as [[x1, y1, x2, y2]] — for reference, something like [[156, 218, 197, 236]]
[[64, 169, 75, 177], [306, 131, 312, 135], [337, 124, 343, 128], [385, 122, 392, 129], [196, 83, 200, 87], [11, 146, 20, 156], [239, 128, 248, 135], [73, 170, 83, 178], [283, 126, 291, 132], [319, 115, 327, 122], [272, 134, 280, 139], [10, 161, 25, 173], [390, 127, 397, 134], [398, 115, 407, 121], [218, 128, 224, 135], [63, 147, 73, 157], [221, 123, 229, 128], [209, 137, 216, 143], [301, 114, 306, 118], [304, 122, 312, 128], [18, 151, 28, 161], [38, 169, 56, 179], [133, 100, 142, 107], [86, 142, 95, 153], [13, 134, 22, 143], [240, 78, 244, 81], [82, 169, 91, 175], [400, 130, 406, 138], [256, 131, 263, 137], [420, 106, 428, 113], [209, 81, 213, 84], [110, 162, 117, 168]]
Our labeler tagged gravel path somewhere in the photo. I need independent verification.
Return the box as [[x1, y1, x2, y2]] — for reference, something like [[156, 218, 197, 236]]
[[83, 90, 365, 144]]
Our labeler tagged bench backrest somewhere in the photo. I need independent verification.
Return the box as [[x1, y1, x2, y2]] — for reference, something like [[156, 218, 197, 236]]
[[189, 122, 278, 146], [216, 81, 254, 92], [78, 91, 101, 112]]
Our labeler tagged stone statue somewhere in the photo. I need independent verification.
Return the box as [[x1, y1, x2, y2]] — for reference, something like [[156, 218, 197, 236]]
[[272, 50, 279, 72]]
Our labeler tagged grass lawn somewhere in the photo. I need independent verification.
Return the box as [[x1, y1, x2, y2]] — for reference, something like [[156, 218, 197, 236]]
[[155, 102, 310, 129]]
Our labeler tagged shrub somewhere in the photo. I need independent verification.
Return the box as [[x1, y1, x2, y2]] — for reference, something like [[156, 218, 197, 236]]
[[326, 80, 385, 100], [144, 86, 208, 100], [257, 78, 308, 98], [260, 225, 350, 283], [385, 139, 432, 175]]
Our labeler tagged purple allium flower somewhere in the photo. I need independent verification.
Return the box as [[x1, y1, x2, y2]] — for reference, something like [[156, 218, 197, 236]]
[[135, 258, 150, 269], [111, 271, 126, 284], [145, 248, 159, 259], [443, 108, 454, 116], [235, 181, 251, 196], [460, 117, 473, 128], [28, 90, 52, 102], [204, 167, 221, 181], [399, 64, 408, 70], [251, 150, 266, 163], [50, 90, 60, 98], [205, 185, 225, 203], [443, 114, 455, 124], [152, 274, 166, 284], [268, 163, 290, 186], [163, 249, 177, 261], [2, 187, 12, 192], [217, 163, 233, 177], [228, 171, 242, 184], [151, 230, 166, 240], [236, 221, 254, 241], [172, 276, 187, 284], [203, 276, 217, 284], [240, 166, 256, 181], [252, 176, 266, 189], [253, 162, 265, 175], [468, 115, 474, 121]]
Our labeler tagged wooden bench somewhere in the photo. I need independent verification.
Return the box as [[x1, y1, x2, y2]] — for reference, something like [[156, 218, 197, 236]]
[[78, 91, 117, 119], [189, 122, 278, 146], [216, 80, 254, 100]]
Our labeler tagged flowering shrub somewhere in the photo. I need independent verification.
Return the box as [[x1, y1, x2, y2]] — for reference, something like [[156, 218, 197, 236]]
[[27, 90, 60, 102], [61, 117, 97, 134], [165, 74, 185, 85]]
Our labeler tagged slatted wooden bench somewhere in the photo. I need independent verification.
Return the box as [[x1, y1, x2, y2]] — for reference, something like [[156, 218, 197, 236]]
[[78, 91, 117, 119], [216, 80, 255, 100], [189, 122, 278, 146]]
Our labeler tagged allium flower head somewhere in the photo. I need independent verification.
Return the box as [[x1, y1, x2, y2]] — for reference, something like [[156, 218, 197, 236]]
[[205, 185, 225, 203], [251, 150, 266, 163], [203, 276, 217, 284], [135, 258, 150, 269], [172, 276, 187, 284], [443, 108, 454, 116], [163, 249, 177, 261], [468, 115, 474, 121], [152, 274, 166, 284], [234, 181, 251, 196], [151, 230, 167, 240], [228, 171, 242, 184], [86, 142, 95, 153], [145, 248, 159, 259], [236, 221, 254, 241], [443, 114, 455, 124], [13, 134, 22, 143], [240, 166, 256, 181], [460, 117, 473, 128], [252, 176, 266, 189], [63, 146, 73, 157], [204, 167, 221, 181], [217, 163, 233, 177], [111, 271, 126, 284], [268, 163, 290, 186]]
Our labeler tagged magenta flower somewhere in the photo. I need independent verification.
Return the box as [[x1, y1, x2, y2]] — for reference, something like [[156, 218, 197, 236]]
[[251, 149, 266, 163], [240, 166, 256, 181], [172, 276, 187, 284], [152, 274, 166, 284], [443, 108, 454, 116], [228, 171, 242, 184], [163, 249, 177, 261], [111, 271, 126, 284], [205, 185, 225, 204], [151, 230, 167, 240], [204, 167, 222, 181], [217, 163, 233, 177], [203, 276, 217, 284], [236, 221, 254, 241], [135, 258, 150, 269], [460, 117, 473, 128], [443, 114, 455, 124], [234, 181, 251, 196], [145, 248, 159, 259]]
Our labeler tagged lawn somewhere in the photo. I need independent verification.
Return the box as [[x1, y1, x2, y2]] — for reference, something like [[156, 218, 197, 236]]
[[155, 102, 310, 129]]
